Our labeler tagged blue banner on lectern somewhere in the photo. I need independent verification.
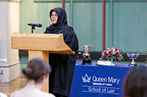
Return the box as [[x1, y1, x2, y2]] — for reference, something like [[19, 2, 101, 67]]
[[70, 64, 131, 97]]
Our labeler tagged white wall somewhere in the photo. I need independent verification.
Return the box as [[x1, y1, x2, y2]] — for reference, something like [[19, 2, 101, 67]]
[[0, 0, 8, 66], [0, 0, 20, 82]]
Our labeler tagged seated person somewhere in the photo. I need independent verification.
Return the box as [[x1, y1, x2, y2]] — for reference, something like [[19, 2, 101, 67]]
[[10, 58, 55, 97], [124, 65, 147, 97]]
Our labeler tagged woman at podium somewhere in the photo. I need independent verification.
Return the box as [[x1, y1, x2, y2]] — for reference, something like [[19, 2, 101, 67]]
[[44, 7, 79, 97]]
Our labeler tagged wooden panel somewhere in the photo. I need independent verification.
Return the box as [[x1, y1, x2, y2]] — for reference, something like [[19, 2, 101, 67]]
[[20, 0, 147, 53], [73, 2, 109, 51], [11, 33, 58, 50], [34, 0, 147, 2], [113, 2, 147, 53], [11, 33, 74, 54]]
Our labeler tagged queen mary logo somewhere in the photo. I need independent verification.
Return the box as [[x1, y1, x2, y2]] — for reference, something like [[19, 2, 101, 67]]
[[82, 74, 91, 82]]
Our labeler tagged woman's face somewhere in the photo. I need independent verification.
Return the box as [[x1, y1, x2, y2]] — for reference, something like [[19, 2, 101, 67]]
[[51, 11, 58, 24]]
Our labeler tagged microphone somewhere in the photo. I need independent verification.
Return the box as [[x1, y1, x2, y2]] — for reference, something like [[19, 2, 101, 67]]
[[28, 23, 42, 27], [28, 23, 42, 33]]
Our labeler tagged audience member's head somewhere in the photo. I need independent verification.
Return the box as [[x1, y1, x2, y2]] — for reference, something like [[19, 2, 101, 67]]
[[22, 58, 51, 84], [124, 65, 147, 97], [10, 58, 55, 97]]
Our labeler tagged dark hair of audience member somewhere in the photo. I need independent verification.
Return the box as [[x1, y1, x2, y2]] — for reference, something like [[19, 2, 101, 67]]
[[124, 65, 147, 97], [22, 58, 51, 83]]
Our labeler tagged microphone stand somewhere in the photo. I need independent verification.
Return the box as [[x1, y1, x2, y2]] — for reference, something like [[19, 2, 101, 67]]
[[31, 26, 35, 33]]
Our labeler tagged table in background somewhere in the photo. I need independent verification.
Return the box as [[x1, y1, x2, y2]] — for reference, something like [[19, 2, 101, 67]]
[[70, 62, 132, 97]]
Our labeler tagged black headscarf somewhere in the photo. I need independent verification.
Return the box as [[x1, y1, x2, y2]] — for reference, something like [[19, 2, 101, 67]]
[[45, 7, 67, 33]]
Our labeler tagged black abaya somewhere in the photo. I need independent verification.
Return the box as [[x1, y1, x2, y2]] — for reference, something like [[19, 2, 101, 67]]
[[44, 7, 79, 97]]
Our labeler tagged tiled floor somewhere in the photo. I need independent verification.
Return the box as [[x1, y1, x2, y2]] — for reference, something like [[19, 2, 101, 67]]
[[0, 77, 27, 97]]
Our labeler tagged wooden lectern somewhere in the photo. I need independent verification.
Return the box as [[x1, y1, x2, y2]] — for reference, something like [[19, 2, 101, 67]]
[[11, 32, 75, 92]]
